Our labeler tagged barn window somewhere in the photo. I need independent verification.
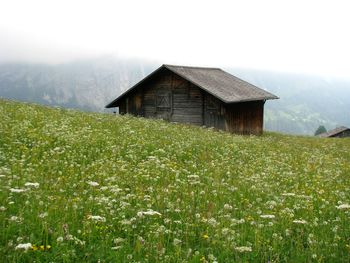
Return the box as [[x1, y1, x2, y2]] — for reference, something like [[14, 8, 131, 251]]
[[156, 93, 171, 109], [206, 96, 219, 110]]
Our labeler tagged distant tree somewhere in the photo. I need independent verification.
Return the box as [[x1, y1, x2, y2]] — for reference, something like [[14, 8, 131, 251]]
[[314, 125, 327, 136]]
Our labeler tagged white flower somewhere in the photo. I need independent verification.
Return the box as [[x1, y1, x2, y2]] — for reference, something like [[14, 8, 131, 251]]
[[222, 228, 230, 235], [260, 214, 275, 219], [9, 188, 26, 193], [88, 215, 106, 222], [224, 204, 233, 210], [114, 238, 125, 244], [0, 206, 6, 211], [0, 174, 6, 178], [39, 212, 48, 218], [137, 209, 161, 216], [24, 182, 40, 188], [87, 181, 99, 187], [336, 204, 350, 210], [10, 216, 21, 222], [57, 236, 64, 242], [282, 193, 296, 197], [234, 246, 252, 253], [173, 238, 182, 246], [293, 219, 307, 224], [111, 246, 122, 250], [208, 217, 218, 227], [15, 243, 32, 251]]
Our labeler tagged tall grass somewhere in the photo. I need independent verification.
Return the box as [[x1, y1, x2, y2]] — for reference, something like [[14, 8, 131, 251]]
[[0, 99, 350, 262]]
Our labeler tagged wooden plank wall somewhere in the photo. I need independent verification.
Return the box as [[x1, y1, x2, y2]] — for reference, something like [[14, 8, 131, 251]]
[[119, 69, 203, 125], [223, 101, 264, 135]]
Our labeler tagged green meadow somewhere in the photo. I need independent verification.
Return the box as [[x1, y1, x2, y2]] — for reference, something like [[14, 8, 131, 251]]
[[0, 99, 349, 262]]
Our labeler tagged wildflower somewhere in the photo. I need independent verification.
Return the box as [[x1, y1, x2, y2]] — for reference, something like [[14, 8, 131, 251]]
[[293, 219, 307, 224], [208, 217, 218, 227], [9, 216, 21, 222], [222, 228, 230, 235], [137, 209, 162, 216], [260, 214, 275, 219], [111, 246, 122, 250], [57, 236, 64, 242], [15, 243, 32, 251], [202, 234, 209, 240], [0, 206, 6, 211], [9, 188, 26, 193], [88, 215, 106, 222], [234, 246, 252, 253], [87, 181, 99, 187], [24, 182, 40, 188], [173, 238, 182, 246], [282, 193, 296, 197], [224, 204, 233, 210], [336, 204, 350, 210], [114, 237, 124, 245], [208, 254, 217, 262], [39, 212, 48, 218]]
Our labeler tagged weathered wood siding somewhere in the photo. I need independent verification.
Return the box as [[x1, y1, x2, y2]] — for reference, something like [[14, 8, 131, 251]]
[[223, 101, 264, 135], [118, 68, 265, 135], [119, 68, 203, 125]]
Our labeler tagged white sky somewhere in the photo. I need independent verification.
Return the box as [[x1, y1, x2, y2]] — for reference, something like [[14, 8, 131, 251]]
[[0, 0, 349, 77]]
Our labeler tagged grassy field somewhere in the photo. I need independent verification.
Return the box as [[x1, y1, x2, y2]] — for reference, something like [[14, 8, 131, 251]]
[[0, 99, 350, 262]]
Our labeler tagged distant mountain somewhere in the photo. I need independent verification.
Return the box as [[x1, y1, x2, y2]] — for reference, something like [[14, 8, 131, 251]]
[[0, 57, 349, 135], [0, 57, 155, 111]]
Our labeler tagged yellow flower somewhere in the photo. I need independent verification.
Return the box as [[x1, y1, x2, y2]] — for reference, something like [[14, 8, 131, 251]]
[[246, 216, 254, 221], [32, 245, 38, 251], [202, 234, 209, 240]]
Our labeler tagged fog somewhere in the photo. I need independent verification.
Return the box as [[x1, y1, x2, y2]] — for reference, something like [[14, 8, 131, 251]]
[[0, 0, 350, 78]]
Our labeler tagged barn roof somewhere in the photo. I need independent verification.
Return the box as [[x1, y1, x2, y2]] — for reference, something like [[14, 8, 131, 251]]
[[106, 64, 278, 108], [318, 126, 350, 137]]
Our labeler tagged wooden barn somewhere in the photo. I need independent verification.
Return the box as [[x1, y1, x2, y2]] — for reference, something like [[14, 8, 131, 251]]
[[319, 126, 350, 138], [106, 64, 278, 135]]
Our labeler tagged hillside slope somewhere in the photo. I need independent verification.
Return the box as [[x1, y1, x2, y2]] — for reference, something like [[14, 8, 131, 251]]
[[0, 99, 350, 262], [0, 58, 349, 135]]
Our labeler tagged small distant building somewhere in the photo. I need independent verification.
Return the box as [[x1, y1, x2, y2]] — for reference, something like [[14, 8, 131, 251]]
[[105, 64, 278, 135], [319, 126, 350, 138]]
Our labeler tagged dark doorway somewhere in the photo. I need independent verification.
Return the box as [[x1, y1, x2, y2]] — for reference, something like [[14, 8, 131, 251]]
[[155, 91, 172, 120]]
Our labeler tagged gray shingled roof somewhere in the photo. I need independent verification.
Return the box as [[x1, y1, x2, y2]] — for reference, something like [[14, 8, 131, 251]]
[[319, 126, 350, 137], [106, 64, 278, 108]]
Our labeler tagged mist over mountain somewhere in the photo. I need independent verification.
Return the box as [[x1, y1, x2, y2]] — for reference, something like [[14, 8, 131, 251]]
[[0, 57, 155, 111], [0, 57, 349, 135]]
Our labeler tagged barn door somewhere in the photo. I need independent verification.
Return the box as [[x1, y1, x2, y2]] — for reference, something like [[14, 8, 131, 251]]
[[204, 95, 222, 128], [155, 91, 172, 121]]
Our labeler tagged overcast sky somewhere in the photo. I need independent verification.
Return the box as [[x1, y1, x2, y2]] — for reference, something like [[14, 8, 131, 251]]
[[0, 0, 349, 77]]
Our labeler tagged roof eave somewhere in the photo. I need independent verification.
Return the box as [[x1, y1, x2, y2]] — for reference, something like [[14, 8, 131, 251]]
[[105, 64, 168, 108], [223, 96, 279, 104]]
